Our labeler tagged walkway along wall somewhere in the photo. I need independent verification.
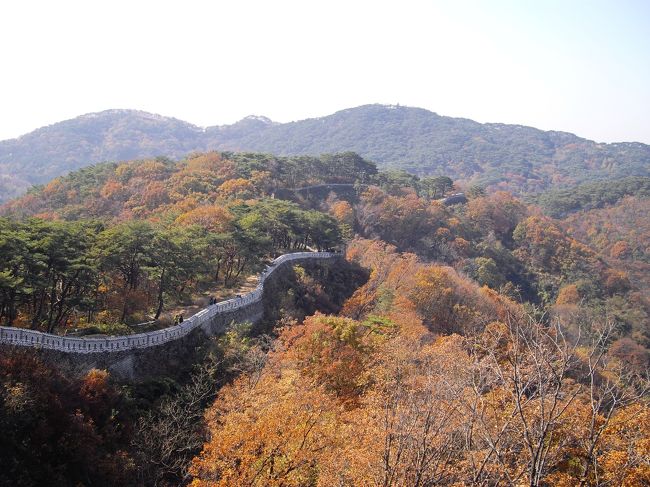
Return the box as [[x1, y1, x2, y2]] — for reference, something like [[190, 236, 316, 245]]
[[0, 251, 341, 380]]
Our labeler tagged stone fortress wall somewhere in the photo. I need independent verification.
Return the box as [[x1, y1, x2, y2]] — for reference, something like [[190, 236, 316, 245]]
[[0, 252, 340, 379]]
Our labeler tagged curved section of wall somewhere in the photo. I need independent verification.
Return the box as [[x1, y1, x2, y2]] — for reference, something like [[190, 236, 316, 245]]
[[0, 251, 339, 354]]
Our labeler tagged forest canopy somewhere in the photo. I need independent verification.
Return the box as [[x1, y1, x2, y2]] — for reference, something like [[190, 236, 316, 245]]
[[535, 176, 650, 217], [0, 148, 648, 486]]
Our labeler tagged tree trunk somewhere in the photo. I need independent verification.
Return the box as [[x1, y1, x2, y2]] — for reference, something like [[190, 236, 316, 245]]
[[120, 283, 130, 323], [46, 276, 58, 332], [155, 268, 166, 320], [214, 259, 221, 283]]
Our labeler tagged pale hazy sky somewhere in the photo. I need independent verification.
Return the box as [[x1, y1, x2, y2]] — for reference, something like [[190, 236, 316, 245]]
[[1, 0, 649, 143]]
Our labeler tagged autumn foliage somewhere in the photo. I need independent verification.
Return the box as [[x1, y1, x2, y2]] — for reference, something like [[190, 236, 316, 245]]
[[190, 240, 650, 486], [1, 150, 649, 486], [0, 351, 134, 486]]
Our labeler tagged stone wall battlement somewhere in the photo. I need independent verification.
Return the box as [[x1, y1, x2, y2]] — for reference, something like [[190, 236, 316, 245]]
[[0, 251, 339, 354]]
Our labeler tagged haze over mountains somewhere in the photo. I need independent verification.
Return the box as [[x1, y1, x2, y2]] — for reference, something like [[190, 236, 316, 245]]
[[1, 104, 649, 203]]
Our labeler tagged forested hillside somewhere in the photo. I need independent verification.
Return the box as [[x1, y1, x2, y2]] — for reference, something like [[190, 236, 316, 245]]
[[561, 195, 650, 308], [535, 176, 650, 218], [187, 173, 650, 486], [0, 110, 203, 200], [2, 105, 649, 203], [207, 105, 650, 194], [0, 152, 375, 335], [191, 240, 650, 486], [3, 151, 647, 358], [1, 151, 648, 486]]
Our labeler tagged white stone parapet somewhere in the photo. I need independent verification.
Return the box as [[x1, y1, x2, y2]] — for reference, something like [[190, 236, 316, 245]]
[[0, 251, 339, 353]]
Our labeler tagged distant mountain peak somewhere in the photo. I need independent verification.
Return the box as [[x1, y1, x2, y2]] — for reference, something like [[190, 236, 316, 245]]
[[207, 114, 277, 133], [79, 108, 156, 119], [242, 115, 275, 124], [74, 108, 203, 132]]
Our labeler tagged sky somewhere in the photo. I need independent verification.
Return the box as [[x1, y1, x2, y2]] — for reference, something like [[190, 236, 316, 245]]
[[0, 0, 649, 143]]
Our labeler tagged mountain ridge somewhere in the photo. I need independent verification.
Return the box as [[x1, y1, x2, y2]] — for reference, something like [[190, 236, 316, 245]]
[[4, 104, 643, 147], [1, 104, 648, 202]]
